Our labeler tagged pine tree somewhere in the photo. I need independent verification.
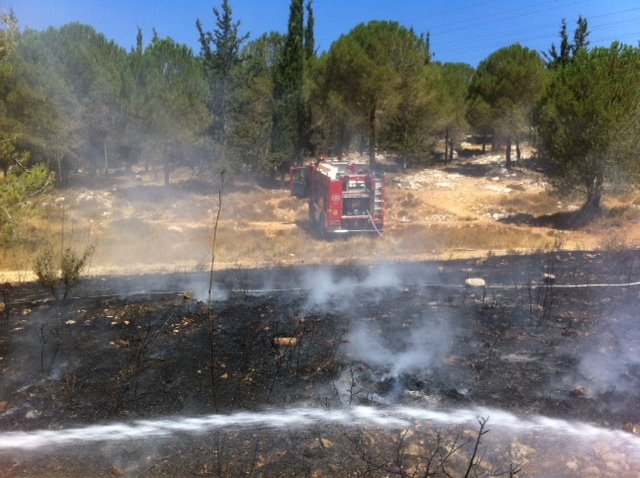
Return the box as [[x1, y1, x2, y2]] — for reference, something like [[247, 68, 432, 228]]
[[537, 43, 640, 212], [544, 16, 590, 68], [423, 31, 432, 64], [543, 19, 571, 68], [304, 0, 315, 60], [572, 15, 590, 55], [272, 0, 305, 170], [196, 0, 248, 164], [135, 27, 143, 53], [468, 44, 547, 168], [325, 21, 433, 166]]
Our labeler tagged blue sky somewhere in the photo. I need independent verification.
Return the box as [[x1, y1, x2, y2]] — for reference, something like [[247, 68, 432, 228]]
[[4, 0, 640, 66]]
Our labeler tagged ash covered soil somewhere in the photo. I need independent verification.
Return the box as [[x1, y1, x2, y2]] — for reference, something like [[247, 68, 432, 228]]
[[1, 251, 640, 476]]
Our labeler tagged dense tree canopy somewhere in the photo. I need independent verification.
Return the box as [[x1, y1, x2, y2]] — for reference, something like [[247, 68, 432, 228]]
[[0, 1, 637, 229], [438, 62, 474, 162], [324, 21, 433, 166], [140, 36, 211, 184], [271, 0, 306, 174], [0, 13, 51, 243], [16, 23, 128, 182], [230, 32, 284, 175], [468, 44, 547, 168], [197, 0, 248, 172], [536, 43, 640, 210]]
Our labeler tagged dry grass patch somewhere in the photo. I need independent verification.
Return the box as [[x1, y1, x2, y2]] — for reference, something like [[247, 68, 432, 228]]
[[387, 190, 454, 222], [606, 206, 640, 225], [223, 188, 293, 222], [392, 222, 555, 254], [498, 191, 561, 217], [214, 228, 307, 266], [275, 196, 301, 210], [326, 235, 383, 260]]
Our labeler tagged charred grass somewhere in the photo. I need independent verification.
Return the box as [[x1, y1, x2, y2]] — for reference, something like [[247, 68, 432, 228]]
[[1, 252, 640, 476]]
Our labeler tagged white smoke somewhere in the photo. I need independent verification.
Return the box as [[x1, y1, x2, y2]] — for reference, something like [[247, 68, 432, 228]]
[[181, 275, 228, 302], [343, 315, 454, 378], [575, 315, 640, 397], [303, 263, 401, 309]]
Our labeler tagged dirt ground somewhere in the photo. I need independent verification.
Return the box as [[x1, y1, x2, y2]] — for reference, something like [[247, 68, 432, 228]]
[[2, 150, 640, 476], [3, 147, 640, 280]]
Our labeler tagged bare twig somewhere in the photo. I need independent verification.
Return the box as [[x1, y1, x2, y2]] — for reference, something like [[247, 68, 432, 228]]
[[207, 170, 225, 308], [207, 170, 225, 412], [463, 416, 490, 478]]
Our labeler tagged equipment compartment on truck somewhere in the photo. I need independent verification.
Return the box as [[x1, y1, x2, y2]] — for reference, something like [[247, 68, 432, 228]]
[[290, 160, 385, 237]]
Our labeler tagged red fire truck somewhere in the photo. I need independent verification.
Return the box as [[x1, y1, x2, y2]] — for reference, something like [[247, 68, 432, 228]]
[[290, 160, 385, 236]]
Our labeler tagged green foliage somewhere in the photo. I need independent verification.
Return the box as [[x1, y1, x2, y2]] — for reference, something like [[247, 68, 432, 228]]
[[14, 23, 128, 181], [33, 244, 59, 297], [2, 7, 634, 199], [197, 0, 247, 78], [228, 33, 283, 175], [0, 15, 52, 178], [468, 44, 547, 166], [437, 62, 475, 161], [12, 20, 211, 184], [271, 0, 306, 171], [197, 0, 248, 170], [536, 43, 640, 210], [324, 21, 432, 164], [573, 16, 590, 55], [0, 163, 50, 244], [34, 243, 95, 300], [304, 0, 315, 60], [544, 16, 590, 68], [0, 11, 17, 61], [138, 35, 211, 183], [60, 244, 95, 298], [380, 61, 442, 162], [543, 19, 571, 68]]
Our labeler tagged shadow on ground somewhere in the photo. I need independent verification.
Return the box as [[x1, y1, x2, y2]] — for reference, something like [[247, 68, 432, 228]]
[[499, 206, 624, 231]]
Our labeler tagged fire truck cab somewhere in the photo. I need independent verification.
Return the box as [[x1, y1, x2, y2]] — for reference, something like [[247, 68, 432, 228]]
[[290, 160, 385, 236]]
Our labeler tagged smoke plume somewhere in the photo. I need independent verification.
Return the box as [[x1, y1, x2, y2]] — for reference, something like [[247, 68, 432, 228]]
[[343, 314, 455, 379], [302, 263, 401, 309]]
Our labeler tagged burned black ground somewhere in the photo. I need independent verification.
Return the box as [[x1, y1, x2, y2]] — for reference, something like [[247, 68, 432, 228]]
[[1, 250, 639, 476]]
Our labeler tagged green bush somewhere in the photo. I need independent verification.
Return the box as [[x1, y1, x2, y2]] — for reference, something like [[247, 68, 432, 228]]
[[34, 244, 95, 300]]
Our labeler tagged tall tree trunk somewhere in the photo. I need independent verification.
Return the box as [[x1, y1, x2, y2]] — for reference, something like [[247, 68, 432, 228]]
[[220, 82, 228, 170], [583, 172, 603, 212], [368, 106, 376, 167], [295, 93, 305, 166], [56, 152, 65, 187], [448, 138, 454, 162], [104, 143, 108, 175], [337, 122, 345, 157], [505, 136, 512, 170], [444, 127, 449, 163], [515, 139, 521, 161], [163, 145, 170, 186]]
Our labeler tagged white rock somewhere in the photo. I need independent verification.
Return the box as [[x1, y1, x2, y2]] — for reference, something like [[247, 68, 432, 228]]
[[465, 278, 486, 288]]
